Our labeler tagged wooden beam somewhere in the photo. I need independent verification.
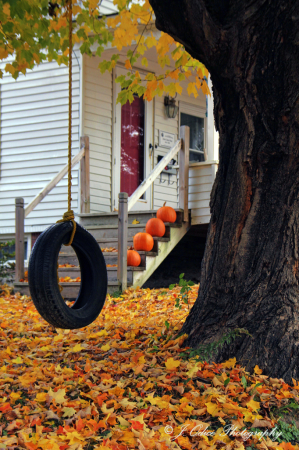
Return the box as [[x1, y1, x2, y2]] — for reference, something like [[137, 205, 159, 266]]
[[179, 126, 190, 222], [25, 148, 85, 218], [211, 163, 218, 185], [80, 136, 90, 213], [128, 139, 181, 212], [117, 192, 128, 292], [15, 198, 24, 282]]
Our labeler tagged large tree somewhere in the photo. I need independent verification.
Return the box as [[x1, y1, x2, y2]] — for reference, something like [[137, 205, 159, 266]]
[[149, 0, 299, 382]]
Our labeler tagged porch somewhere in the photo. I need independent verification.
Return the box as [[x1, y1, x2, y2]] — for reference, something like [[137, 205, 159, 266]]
[[14, 127, 218, 296]]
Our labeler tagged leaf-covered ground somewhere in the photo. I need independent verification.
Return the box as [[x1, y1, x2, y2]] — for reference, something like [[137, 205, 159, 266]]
[[0, 285, 298, 450]]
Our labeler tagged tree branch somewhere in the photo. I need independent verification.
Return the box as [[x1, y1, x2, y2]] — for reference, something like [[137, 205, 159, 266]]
[[148, 0, 227, 73]]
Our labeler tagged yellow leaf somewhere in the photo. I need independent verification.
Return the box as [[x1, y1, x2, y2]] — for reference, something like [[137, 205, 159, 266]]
[[212, 376, 224, 387], [0, 48, 8, 60], [141, 57, 148, 67], [48, 388, 66, 404], [70, 343, 84, 352], [187, 363, 200, 378], [132, 219, 140, 224], [166, 83, 177, 97], [62, 430, 85, 445], [5, 64, 16, 76], [125, 59, 132, 70], [11, 356, 23, 364], [201, 80, 211, 96], [242, 410, 263, 422], [177, 436, 192, 450], [187, 82, 198, 98], [36, 438, 60, 450], [206, 401, 220, 416], [138, 355, 145, 364], [101, 343, 110, 351], [119, 430, 136, 446], [10, 392, 21, 402], [89, 0, 99, 10], [168, 69, 179, 80], [246, 399, 260, 412], [118, 416, 130, 427], [2, 3, 10, 16], [62, 407, 77, 417], [165, 357, 180, 370], [101, 402, 114, 414], [119, 398, 136, 409], [145, 33, 157, 49], [145, 392, 157, 406], [156, 32, 174, 56], [35, 392, 47, 403], [72, 5, 82, 15], [222, 357, 237, 369], [175, 82, 183, 95], [254, 365, 263, 374]]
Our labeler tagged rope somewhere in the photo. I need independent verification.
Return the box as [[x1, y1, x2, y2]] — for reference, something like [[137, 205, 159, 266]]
[[57, 210, 77, 247], [68, 0, 72, 213], [57, 0, 76, 247]]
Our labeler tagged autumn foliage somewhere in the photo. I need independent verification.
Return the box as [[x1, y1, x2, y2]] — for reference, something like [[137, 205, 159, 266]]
[[0, 0, 210, 104], [0, 284, 298, 449]]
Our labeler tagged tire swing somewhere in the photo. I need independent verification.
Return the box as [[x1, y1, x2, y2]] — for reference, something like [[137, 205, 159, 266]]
[[28, 1, 107, 329]]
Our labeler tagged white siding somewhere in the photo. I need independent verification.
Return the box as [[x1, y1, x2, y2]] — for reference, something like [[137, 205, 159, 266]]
[[188, 163, 218, 225], [153, 96, 179, 209], [83, 56, 112, 213], [0, 55, 81, 234]]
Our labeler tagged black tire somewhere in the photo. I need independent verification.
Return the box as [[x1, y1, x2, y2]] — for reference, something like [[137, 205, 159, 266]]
[[28, 222, 107, 329]]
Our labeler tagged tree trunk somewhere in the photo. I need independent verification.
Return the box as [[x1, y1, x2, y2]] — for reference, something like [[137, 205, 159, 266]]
[[149, 0, 299, 382]]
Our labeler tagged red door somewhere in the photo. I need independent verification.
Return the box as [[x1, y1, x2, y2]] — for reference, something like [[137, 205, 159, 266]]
[[120, 96, 144, 196]]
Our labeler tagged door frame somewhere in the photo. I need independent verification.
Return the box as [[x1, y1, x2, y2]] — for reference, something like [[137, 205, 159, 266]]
[[112, 65, 153, 211]]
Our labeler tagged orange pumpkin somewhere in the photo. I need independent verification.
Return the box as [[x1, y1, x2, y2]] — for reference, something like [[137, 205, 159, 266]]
[[145, 218, 165, 237], [127, 249, 141, 267], [157, 202, 177, 223], [133, 232, 154, 252]]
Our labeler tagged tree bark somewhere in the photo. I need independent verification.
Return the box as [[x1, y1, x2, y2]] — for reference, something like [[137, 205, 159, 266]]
[[149, 0, 299, 382]]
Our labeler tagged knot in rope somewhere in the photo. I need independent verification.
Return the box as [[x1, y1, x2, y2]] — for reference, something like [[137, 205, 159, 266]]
[[57, 210, 77, 246]]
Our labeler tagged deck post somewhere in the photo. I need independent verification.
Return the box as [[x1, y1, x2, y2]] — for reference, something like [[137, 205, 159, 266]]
[[179, 125, 190, 222], [80, 136, 90, 214], [117, 192, 128, 292], [15, 198, 25, 282]]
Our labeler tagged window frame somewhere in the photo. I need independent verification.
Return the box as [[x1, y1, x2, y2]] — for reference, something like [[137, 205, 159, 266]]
[[179, 101, 207, 164]]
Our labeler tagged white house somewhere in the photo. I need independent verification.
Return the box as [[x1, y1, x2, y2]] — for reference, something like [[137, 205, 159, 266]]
[[0, 1, 219, 291]]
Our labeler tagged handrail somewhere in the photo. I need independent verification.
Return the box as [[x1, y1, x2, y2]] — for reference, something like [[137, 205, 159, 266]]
[[15, 136, 90, 283], [25, 147, 85, 218], [128, 139, 181, 211]]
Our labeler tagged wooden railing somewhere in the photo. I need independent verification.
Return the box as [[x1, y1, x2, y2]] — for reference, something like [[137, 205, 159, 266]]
[[15, 136, 90, 282], [117, 125, 190, 291]]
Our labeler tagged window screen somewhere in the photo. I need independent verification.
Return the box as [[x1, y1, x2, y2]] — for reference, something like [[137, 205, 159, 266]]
[[180, 112, 205, 162]]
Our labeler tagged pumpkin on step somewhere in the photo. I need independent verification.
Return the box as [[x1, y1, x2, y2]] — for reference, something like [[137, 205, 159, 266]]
[[145, 218, 165, 237], [157, 202, 177, 223], [127, 249, 141, 267], [133, 232, 154, 252]]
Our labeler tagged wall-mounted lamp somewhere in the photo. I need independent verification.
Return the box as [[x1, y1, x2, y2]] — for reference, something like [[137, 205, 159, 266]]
[[164, 95, 178, 119]]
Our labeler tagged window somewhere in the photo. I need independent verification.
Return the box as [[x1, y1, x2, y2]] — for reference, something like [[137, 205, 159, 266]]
[[180, 109, 205, 163]]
